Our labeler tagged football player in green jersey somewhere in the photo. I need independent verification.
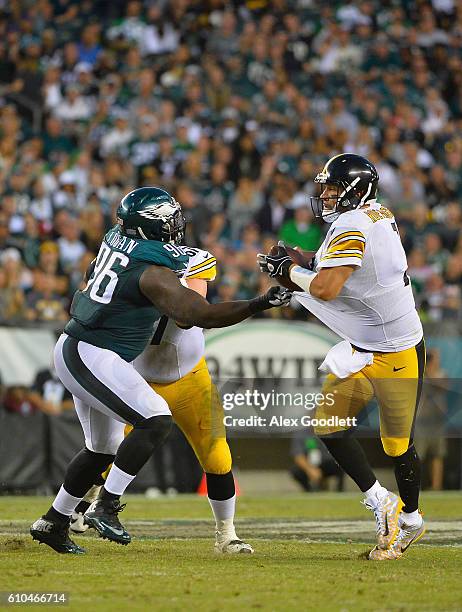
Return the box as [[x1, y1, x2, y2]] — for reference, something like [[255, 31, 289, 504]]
[[30, 187, 291, 554]]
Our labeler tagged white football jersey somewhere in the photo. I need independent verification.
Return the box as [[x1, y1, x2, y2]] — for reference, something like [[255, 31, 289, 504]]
[[132, 248, 216, 383], [295, 201, 423, 352]]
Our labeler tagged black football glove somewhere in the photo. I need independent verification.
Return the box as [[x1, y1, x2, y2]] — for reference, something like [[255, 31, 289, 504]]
[[257, 241, 293, 279], [265, 285, 292, 306], [249, 286, 292, 313]]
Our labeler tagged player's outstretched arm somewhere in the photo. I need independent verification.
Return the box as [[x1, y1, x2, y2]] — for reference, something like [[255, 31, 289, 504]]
[[139, 265, 291, 328]]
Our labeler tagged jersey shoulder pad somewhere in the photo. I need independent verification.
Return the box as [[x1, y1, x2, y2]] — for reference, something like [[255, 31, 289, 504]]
[[336, 209, 373, 233], [321, 214, 368, 267], [184, 248, 217, 281], [131, 240, 189, 275]]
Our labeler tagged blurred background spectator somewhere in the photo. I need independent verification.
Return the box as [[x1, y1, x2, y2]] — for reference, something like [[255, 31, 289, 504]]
[[0, 0, 460, 331], [290, 431, 344, 492], [30, 364, 74, 416]]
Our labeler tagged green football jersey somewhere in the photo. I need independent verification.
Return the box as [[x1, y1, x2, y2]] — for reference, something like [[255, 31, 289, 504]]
[[65, 225, 189, 361]]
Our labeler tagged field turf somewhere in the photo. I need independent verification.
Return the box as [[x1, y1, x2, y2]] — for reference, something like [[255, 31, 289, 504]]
[[0, 492, 461, 611]]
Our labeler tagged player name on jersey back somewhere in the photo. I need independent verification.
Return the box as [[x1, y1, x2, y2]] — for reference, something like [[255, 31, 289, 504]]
[[104, 230, 138, 254], [295, 203, 423, 352]]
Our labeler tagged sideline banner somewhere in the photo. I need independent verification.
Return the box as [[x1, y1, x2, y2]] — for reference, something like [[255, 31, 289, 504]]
[[205, 319, 339, 382], [0, 327, 58, 386], [0, 410, 47, 490]]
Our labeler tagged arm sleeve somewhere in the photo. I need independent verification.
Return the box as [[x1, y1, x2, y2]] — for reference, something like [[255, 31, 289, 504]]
[[318, 228, 366, 269]]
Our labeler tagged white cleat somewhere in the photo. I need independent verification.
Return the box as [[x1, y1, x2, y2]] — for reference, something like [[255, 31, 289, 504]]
[[69, 485, 102, 534], [214, 537, 254, 555], [368, 516, 426, 560], [363, 491, 403, 550], [70, 512, 90, 534]]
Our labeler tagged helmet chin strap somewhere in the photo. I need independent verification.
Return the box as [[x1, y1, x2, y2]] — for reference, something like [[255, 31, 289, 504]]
[[137, 226, 148, 240], [359, 182, 373, 205]]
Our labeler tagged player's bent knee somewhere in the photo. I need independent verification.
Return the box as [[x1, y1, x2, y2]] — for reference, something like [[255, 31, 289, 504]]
[[200, 439, 232, 474], [85, 434, 122, 455], [381, 437, 410, 457], [135, 414, 173, 444], [145, 391, 171, 420], [68, 448, 115, 479]]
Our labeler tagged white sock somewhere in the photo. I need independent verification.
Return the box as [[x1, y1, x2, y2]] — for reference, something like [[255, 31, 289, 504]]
[[208, 495, 237, 541], [364, 480, 388, 502], [401, 510, 422, 527], [52, 486, 82, 516], [104, 464, 135, 496]]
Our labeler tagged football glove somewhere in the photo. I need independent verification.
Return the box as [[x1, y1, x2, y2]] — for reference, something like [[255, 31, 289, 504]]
[[249, 286, 292, 313], [257, 242, 293, 280], [265, 285, 292, 306]]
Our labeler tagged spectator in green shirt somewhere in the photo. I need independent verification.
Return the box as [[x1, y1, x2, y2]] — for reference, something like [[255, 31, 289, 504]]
[[278, 201, 323, 251]]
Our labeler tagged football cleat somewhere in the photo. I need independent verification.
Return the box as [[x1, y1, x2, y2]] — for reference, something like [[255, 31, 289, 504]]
[[214, 537, 254, 555], [84, 499, 131, 545], [70, 483, 103, 533], [30, 517, 86, 554], [363, 491, 403, 550], [368, 517, 426, 560], [70, 511, 90, 534]]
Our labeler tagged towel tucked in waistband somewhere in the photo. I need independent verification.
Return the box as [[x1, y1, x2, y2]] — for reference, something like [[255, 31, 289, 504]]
[[319, 340, 374, 379]]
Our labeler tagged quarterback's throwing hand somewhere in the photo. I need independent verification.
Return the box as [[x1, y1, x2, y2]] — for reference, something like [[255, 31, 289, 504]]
[[257, 242, 292, 280]]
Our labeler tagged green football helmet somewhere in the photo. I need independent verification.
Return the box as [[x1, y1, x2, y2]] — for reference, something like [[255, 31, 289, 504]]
[[116, 187, 186, 244]]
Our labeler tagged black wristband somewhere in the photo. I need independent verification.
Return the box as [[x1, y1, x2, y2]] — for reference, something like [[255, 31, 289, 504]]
[[249, 295, 270, 314]]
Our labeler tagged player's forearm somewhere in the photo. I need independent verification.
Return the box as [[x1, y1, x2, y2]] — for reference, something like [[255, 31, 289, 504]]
[[289, 264, 338, 300], [140, 265, 285, 329], [289, 265, 351, 300], [308, 275, 338, 301], [196, 299, 263, 329], [143, 278, 249, 327], [165, 295, 273, 329]]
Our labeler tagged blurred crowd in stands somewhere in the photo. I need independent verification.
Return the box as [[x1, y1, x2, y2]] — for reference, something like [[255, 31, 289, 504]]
[[1, 0, 462, 326]]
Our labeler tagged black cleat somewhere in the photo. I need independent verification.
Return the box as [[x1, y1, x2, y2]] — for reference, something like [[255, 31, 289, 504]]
[[84, 499, 131, 545], [30, 517, 86, 554]]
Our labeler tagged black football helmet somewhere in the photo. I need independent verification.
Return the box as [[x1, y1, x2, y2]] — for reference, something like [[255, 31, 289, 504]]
[[116, 187, 186, 244], [310, 153, 379, 223]]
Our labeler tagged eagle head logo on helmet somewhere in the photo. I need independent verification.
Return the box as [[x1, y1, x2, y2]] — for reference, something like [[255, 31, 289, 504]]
[[116, 187, 186, 244]]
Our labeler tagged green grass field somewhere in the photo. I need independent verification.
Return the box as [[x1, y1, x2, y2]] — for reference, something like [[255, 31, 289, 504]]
[[1, 492, 461, 611]]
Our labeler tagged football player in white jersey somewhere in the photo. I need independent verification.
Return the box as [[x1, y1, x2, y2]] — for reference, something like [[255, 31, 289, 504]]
[[132, 247, 253, 554], [258, 154, 426, 560]]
